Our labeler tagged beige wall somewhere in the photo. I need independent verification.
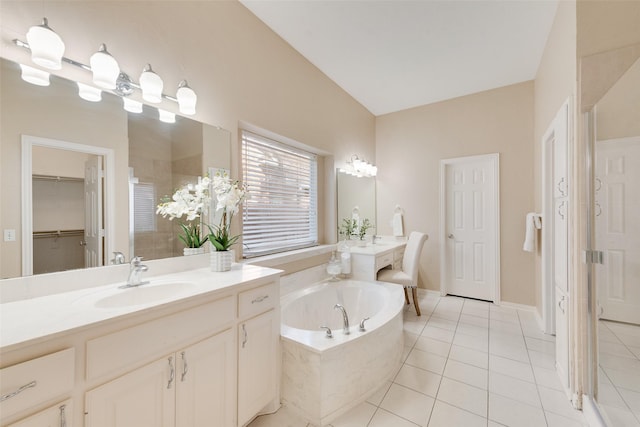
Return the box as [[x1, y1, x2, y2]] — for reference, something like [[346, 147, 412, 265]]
[[596, 57, 640, 140], [532, 1, 577, 315], [0, 0, 375, 173], [375, 81, 535, 305]]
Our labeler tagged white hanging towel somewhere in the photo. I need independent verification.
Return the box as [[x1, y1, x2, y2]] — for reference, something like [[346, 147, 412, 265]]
[[523, 212, 542, 252], [392, 212, 404, 237]]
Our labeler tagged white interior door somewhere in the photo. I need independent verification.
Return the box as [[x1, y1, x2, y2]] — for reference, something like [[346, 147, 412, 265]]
[[595, 137, 640, 324], [441, 154, 500, 302], [84, 155, 103, 268]]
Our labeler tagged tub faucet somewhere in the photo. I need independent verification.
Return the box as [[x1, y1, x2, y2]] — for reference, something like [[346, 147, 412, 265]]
[[334, 304, 350, 335], [122, 256, 149, 288]]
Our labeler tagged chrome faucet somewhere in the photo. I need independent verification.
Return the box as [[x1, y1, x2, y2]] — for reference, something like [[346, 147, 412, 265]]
[[111, 251, 126, 265], [122, 256, 149, 288], [334, 304, 350, 334]]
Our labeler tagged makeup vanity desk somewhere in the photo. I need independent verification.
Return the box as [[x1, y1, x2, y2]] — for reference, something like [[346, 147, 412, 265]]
[[348, 239, 406, 281]]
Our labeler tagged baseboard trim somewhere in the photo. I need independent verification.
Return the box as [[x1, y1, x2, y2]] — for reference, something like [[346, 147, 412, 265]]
[[583, 394, 608, 427], [498, 300, 537, 312]]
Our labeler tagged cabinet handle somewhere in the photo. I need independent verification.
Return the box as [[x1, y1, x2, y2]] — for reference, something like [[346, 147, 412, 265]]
[[558, 295, 566, 314], [181, 351, 188, 382], [558, 201, 566, 220], [557, 177, 567, 196], [59, 404, 67, 427], [242, 324, 248, 348], [167, 356, 175, 389], [595, 177, 602, 192], [0, 380, 36, 402], [252, 295, 269, 304], [595, 202, 602, 217]]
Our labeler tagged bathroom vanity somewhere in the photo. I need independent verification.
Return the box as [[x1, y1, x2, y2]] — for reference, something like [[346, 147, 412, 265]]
[[0, 261, 281, 427], [349, 240, 406, 281]]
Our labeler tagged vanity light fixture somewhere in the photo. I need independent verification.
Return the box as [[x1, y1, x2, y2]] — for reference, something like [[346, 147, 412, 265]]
[[340, 155, 377, 178], [77, 82, 102, 102], [14, 18, 198, 121], [123, 97, 143, 113], [176, 80, 197, 115], [89, 44, 120, 89], [139, 64, 163, 103], [25, 18, 65, 70], [19, 64, 50, 86], [158, 109, 176, 123]]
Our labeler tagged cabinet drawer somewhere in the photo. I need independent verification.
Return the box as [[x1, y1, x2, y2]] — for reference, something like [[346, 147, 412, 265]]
[[7, 399, 72, 427], [87, 296, 233, 382], [375, 253, 394, 271], [0, 348, 74, 421], [238, 282, 278, 319]]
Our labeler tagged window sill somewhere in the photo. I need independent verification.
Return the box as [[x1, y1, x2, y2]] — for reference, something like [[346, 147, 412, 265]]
[[242, 244, 336, 269]]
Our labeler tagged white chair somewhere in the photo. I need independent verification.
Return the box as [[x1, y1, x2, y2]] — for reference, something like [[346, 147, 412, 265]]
[[377, 231, 428, 316]]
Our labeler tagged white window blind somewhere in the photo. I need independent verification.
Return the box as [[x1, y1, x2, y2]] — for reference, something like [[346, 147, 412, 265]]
[[242, 130, 318, 258], [133, 182, 156, 233]]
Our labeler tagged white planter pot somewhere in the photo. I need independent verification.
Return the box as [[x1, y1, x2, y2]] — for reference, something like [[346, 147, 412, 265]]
[[211, 250, 233, 272], [184, 247, 205, 256]]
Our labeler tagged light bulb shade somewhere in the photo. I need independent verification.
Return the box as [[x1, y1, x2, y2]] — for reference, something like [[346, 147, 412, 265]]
[[158, 109, 175, 123], [123, 97, 143, 113], [20, 64, 50, 86], [139, 64, 163, 103], [90, 44, 120, 89], [77, 82, 102, 102], [26, 18, 65, 70], [176, 81, 197, 115]]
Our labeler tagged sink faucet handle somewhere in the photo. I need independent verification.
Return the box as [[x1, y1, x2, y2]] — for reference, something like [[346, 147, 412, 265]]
[[130, 255, 144, 266]]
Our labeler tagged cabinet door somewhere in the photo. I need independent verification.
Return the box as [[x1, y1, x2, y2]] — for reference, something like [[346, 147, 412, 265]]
[[238, 310, 277, 427], [8, 400, 72, 427], [85, 356, 175, 427], [176, 329, 235, 427], [555, 288, 570, 391]]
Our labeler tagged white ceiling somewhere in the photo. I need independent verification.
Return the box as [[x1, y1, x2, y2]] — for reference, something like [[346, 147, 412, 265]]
[[240, 0, 559, 116]]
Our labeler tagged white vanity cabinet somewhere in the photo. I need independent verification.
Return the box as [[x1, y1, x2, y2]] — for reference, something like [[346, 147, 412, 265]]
[[349, 241, 406, 281], [237, 283, 279, 427], [85, 330, 234, 427]]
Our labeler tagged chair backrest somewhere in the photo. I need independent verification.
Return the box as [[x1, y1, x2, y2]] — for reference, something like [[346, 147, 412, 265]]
[[401, 231, 428, 286]]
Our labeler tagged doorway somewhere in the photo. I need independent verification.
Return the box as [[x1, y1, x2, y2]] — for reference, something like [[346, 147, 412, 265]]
[[440, 153, 500, 302], [21, 135, 115, 276]]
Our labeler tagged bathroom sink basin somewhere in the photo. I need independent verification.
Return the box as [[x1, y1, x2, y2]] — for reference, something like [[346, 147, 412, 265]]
[[93, 281, 198, 308]]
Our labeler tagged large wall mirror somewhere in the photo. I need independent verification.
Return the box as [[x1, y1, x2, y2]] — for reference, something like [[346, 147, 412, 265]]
[[336, 170, 376, 238], [583, 46, 640, 422], [0, 58, 231, 279]]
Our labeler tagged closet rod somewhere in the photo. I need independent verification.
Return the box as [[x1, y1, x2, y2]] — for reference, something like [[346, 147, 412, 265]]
[[33, 174, 84, 183], [33, 229, 85, 239]]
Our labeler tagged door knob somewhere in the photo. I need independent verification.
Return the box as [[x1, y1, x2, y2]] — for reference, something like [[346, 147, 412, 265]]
[[448, 234, 454, 239]]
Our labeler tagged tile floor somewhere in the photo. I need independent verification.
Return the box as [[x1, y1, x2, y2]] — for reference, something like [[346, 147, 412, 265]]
[[596, 320, 640, 426], [248, 293, 587, 427]]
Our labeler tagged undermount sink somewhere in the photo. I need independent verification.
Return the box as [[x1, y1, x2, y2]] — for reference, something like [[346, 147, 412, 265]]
[[93, 281, 198, 308]]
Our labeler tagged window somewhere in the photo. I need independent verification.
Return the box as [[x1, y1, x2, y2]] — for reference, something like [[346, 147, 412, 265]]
[[242, 130, 318, 257], [133, 182, 156, 233]]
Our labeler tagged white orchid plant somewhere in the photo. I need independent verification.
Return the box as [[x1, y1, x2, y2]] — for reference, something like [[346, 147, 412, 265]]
[[156, 176, 211, 248], [207, 171, 246, 251]]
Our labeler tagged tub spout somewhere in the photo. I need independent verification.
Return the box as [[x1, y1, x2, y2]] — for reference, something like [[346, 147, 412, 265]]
[[334, 304, 350, 334]]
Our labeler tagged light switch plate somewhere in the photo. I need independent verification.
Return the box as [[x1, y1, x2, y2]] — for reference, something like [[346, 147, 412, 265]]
[[4, 229, 16, 242]]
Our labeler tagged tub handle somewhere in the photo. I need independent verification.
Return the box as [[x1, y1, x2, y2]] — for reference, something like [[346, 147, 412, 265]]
[[320, 326, 333, 338], [359, 317, 370, 332]]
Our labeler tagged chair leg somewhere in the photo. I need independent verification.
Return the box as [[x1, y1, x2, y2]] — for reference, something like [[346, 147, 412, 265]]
[[411, 287, 421, 316], [403, 287, 410, 305]]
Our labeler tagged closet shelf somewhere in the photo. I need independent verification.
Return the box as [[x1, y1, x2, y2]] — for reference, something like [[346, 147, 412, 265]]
[[33, 229, 85, 239]]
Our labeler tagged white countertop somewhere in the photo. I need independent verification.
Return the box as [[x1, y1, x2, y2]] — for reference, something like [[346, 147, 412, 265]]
[[0, 263, 281, 352], [348, 240, 406, 255]]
